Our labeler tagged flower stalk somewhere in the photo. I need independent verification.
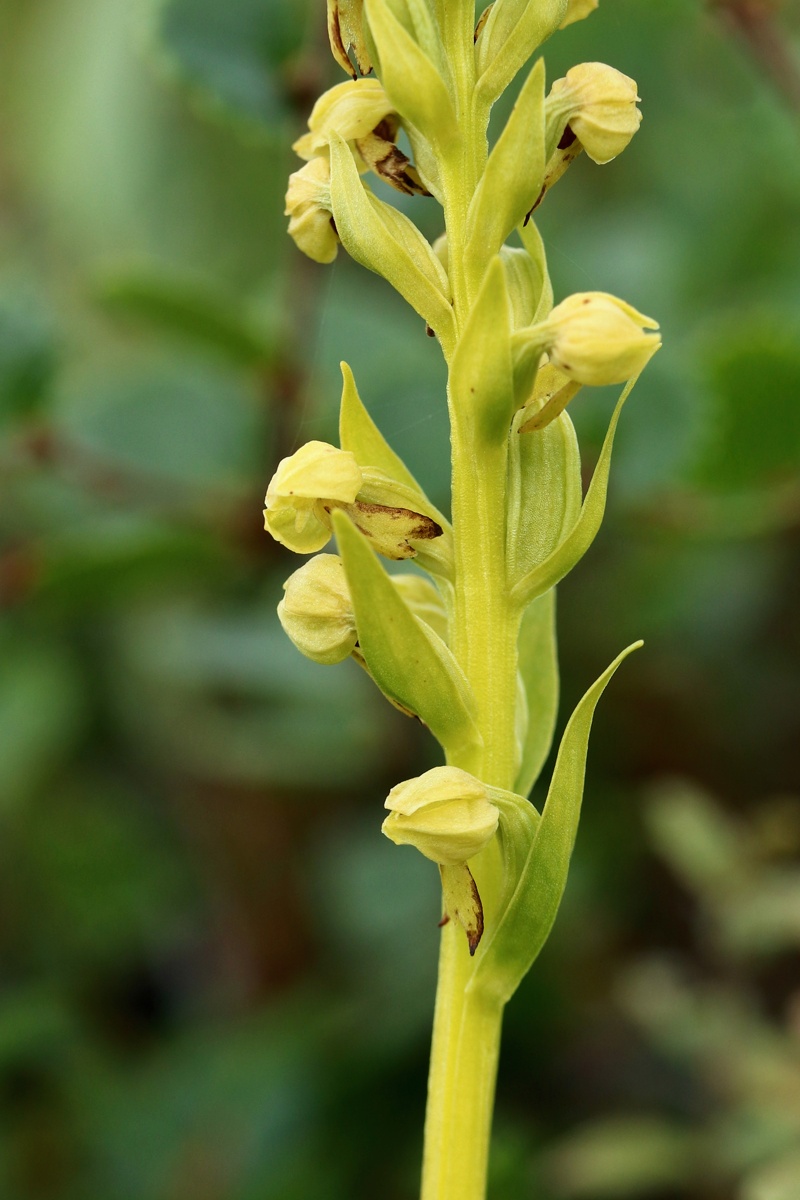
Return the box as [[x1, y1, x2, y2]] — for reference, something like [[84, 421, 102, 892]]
[[267, 2, 659, 1196]]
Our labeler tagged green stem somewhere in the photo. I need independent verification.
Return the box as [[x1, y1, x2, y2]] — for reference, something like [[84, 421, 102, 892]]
[[419, 12, 524, 1199], [421, 923, 504, 1200]]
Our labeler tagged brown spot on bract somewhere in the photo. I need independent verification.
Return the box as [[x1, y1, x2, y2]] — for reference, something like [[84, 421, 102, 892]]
[[558, 125, 578, 150]]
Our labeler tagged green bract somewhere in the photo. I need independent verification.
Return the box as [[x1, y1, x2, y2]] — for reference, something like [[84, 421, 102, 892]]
[[269, 6, 657, 1198]]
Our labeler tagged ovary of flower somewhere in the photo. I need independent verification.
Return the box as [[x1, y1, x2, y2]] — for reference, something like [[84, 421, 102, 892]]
[[560, 0, 600, 29], [382, 767, 500, 866], [539, 292, 661, 386], [278, 554, 358, 665], [264, 441, 363, 554], [549, 62, 641, 164], [285, 158, 338, 264]]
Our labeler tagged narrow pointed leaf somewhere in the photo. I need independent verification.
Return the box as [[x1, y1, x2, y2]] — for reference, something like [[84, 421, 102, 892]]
[[338, 361, 421, 490], [470, 641, 642, 1004], [515, 589, 559, 797], [449, 256, 513, 442], [329, 135, 455, 346], [519, 219, 553, 323], [466, 60, 546, 262], [475, 0, 566, 105], [333, 511, 480, 756], [365, 0, 458, 148], [510, 377, 637, 607]]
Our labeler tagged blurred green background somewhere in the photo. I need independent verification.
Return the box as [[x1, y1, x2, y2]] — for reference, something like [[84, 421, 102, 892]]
[[1, 0, 800, 1196]]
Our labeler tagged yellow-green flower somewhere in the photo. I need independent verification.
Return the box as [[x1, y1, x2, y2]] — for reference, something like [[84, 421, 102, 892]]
[[549, 62, 641, 163], [540, 292, 660, 386], [285, 159, 338, 264], [382, 767, 499, 866], [278, 554, 358, 665], [560, 0, 600, 28], [264, 441, 362, 554], [293, 80, 427, 197]]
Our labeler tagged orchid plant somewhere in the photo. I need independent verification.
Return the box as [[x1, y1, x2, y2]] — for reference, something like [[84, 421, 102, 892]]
[[264, 1, 660, 1196]]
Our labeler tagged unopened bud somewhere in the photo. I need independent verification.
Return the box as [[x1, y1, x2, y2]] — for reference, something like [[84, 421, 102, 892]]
[[278, 555, 358, 665], [264, 441, 363, 554], [548, 62, 641, 164], [382, 767, 499, 866], [285, 159, 338, 264], [540, 291, 660, 386]]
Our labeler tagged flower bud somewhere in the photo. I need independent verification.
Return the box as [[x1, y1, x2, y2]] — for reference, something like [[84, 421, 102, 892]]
[[382, 767, 499, 866], [293, 80, 394, 160], [264, 441, 363, 554], [540, 291, 660, 386], [560, 0, 599, 28], [293, 80, 428, 197], [285, 159, 338, 264], [327, 0, 372, 78], [548, 62, 641, 164], [278, 554, 358, 665]]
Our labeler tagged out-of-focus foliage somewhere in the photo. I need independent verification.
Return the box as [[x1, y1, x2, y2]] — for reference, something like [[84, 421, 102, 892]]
[[0, 0, 799, 1197]]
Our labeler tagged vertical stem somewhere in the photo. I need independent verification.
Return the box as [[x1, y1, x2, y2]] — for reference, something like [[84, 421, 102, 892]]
[[420, 11, 523, 1196]]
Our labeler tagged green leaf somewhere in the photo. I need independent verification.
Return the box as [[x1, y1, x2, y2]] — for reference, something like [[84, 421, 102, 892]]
[[0, 286, 57, 421], [333, 511, 480, 757], [475, 0, 566, 106], [507, 400, 582, 587], [519, 219, 553, 323], [365, 0, 458, 150], [153, 0, 309, 132], [693, 322, 800, 491], [515, 589, 559, 798], [510, 377, 637, 606], [470, 641, 642, 1005], [466, 59, 546, 262], [449, 256, 513, 442], [329, 135, 456, 349], [338, 361, 421, 491], [93, 266, 275, 366]]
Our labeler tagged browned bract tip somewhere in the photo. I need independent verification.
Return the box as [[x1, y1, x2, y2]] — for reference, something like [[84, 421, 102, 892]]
[[328, 8, 358, 79], [465, 869, 484, 956], [558, 125, 579, 151], [474, 4, 493, 43]]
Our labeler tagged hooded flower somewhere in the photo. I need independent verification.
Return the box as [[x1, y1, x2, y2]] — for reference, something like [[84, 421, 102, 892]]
[[382, 767, 499, 866], [547, 62, 642, 164], [264, 441, 362, 554], [293, 80, 428, 197], [285, 158, 339, 264], [278, 554, 358, 665], [539, 292, 660, 386]]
